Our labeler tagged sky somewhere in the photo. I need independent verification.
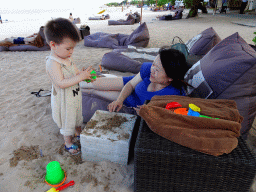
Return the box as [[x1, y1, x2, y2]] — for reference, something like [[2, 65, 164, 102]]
[[1, 0, 125, 10]]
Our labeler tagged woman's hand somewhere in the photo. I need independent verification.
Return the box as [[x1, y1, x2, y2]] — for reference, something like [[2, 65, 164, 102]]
[[133, 105, 142, 115], [108, 100, 123, 112]]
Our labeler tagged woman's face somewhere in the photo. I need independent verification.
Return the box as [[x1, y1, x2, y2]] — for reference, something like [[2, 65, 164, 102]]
[[150, 55, 172, 85]]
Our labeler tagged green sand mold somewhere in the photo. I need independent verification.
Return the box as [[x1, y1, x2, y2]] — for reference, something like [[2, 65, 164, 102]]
[[85, 70, 97, 83], [45, 161, 65, 185]]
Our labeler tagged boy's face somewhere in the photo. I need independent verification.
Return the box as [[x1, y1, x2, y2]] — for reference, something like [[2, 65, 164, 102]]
[[50, 38, 77, 59]]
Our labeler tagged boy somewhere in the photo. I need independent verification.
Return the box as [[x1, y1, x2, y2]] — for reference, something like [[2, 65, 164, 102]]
[[45, 18, 93, 155]]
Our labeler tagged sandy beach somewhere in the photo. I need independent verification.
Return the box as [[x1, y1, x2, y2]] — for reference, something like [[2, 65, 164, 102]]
[[1, 7, 256, 192]]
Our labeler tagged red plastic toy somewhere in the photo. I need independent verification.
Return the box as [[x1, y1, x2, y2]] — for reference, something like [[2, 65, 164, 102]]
[[165, 102, 182, 110]]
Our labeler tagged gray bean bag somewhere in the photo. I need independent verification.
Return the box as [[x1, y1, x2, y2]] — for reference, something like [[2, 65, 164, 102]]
[[84, 22, 149, 49], [132, 12, 141, 23], [101, 46, 202, 73], [72, 17, 81, 24], [108, 14, 135, 25], [0, 26, 50, 52], [81, 91, 136, 123], [159, 9, 184, 20], [101, 47, 159, 73], [184, 32, 256, 139], [174, 9, 184, 19], [186, 27, 221, 56], [89, 16, 104, 20], [89, 14, 110, 20], [105, 14, 110, 19]]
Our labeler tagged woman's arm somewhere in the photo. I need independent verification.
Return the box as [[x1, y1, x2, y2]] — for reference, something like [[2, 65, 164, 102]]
[[46, 60, 92, 89], [108, 73, 142, 112]]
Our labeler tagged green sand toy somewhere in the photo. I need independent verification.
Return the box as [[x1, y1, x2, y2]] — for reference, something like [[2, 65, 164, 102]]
[[45, 161, 65, 185], [85, 70, 97, 83]]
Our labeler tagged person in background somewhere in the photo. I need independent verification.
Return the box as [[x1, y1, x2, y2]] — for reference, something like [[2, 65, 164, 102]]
[[69, 13, 74, 22], [220, 0, 228, 13], [240, 0, 248, 14], [0, 26, 45, 48], [0, 15, 2, 24]]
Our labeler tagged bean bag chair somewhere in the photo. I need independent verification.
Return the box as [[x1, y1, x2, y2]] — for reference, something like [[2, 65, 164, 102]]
[[108, 14, 135, 25], [105, 14, 110, 19], [101, 45, 202, 73], [132, 12, 141, 23], [173, 9, 184, 19], [80, 74, 136, 123], [184, 32, 256, 139], [88, 16, 104, 20], [0, 26, 50, 52], [186, 27, 221, 56], [102, 47, 158, 73], [89, 14, 110, 20], [72, 17, 81, 24], [81, 91, 136, 123], [158, 9, 184, 20], [84, 22, 149, 49], [159, 14, 173, 20]]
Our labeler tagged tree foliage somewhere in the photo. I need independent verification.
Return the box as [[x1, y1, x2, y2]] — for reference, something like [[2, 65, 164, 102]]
[[157, 0, 170, 6], [107, 2, 120, 6], [130, 0, 173, 7], [253, 32, 256, 45], [183, 0, 194, 8]]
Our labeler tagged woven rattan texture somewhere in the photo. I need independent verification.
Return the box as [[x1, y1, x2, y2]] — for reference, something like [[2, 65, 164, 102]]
[[134, 118, 256, 192]]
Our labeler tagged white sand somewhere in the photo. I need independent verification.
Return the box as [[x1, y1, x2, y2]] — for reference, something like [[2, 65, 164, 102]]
[[0, 7, 256, 192]]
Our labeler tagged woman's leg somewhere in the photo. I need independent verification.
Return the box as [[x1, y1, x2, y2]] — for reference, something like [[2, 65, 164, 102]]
[[81, 88, 120, 101], [80, 77, 124, 91]]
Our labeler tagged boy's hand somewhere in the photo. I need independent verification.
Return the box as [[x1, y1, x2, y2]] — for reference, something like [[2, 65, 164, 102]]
[[80, 66, 93, 80], [82, 67, 97, 82]]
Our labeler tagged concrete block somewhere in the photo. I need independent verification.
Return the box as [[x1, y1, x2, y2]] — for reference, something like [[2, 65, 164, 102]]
[[81, 110, 137, 165]]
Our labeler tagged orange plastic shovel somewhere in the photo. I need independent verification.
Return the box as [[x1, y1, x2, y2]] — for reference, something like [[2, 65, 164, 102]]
[[47, 180, 75, 192]]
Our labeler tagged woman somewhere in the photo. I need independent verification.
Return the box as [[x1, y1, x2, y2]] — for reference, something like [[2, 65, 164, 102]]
[[80, 47, 191, 113], [0, 26, 45, 48]]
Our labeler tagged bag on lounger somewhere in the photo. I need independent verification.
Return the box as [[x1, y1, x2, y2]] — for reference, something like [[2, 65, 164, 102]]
[[171, 36, 202, 67], [171, 36, 189, 58]]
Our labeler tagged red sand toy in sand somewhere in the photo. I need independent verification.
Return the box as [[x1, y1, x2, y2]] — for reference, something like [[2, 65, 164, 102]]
[[47, 180, 75, 192]]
